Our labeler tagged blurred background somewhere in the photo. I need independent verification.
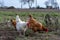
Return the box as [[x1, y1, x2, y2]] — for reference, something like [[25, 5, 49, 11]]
[[0, 0, 60, 9]]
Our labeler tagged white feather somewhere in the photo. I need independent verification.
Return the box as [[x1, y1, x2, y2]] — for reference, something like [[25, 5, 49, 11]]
[[16, 15, 28, 32]]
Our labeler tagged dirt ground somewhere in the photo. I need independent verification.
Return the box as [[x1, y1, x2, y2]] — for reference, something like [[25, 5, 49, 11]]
[[0, 27, 60, 40], [0, 31, 60, 40]]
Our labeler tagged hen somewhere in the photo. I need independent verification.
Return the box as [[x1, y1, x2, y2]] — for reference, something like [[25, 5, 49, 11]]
[[27, 14, 48, 32]]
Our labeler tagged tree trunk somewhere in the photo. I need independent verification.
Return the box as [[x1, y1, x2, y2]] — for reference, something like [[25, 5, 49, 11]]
[[21, 2, 23, 9], [28, 2, 32, 9]]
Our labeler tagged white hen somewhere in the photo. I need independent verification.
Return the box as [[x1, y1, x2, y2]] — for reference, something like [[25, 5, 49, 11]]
[[16, 15, 28, 35]]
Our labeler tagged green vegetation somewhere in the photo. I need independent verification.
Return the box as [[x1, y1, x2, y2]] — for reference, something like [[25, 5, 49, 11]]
[[0, 11, 60, 23]]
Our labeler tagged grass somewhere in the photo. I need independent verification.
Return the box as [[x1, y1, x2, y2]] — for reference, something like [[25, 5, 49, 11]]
[[0, 11, 60, 29], [0, 11, 60, 24], [0, 11, 59, 29], [0, 11, 59, 26]]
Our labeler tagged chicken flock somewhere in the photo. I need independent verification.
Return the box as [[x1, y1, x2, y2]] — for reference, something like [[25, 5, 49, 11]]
[[10, 14, 48, 35]]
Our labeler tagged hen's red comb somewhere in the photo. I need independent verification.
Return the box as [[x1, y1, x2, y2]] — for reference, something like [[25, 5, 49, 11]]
[[46, 28, 48, 32]]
